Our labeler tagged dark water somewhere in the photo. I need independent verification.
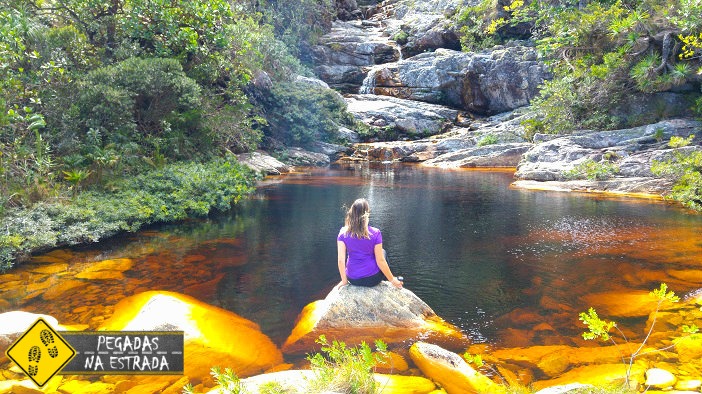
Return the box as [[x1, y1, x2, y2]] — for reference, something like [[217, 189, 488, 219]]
[[4, 164, 702, 351]]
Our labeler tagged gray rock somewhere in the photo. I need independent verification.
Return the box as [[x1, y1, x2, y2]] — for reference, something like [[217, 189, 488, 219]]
[[236, 151, 292, 175], [309, 21, 402, 91], [282, 281, 465, 354], [346, 94, 457, 136], [360, 46, 550, 114], [423, 142, 532, 168], [514, 118, 702, 195], [515, 119, 702, 182], [282, 148, 331, 167]]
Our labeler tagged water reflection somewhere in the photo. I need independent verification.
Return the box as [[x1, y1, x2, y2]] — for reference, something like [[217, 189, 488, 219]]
[[1, 164, 701, 352]]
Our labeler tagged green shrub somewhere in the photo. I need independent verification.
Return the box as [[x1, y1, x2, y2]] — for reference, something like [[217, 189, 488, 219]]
[[651, 134, 702, 211], [306, 335, 388, 394], [0, 158, 257, 271], [259, 82, 352, 146], [477, 133, 499, 146], [564, 159, 619, 181]]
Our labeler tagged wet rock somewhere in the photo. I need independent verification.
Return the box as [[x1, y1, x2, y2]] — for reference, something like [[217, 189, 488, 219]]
[[531, 364, 635, 391], [409, 341, 502, 394], [581, 290, 677, 318], [99, 291, 284, 380], [645, 368, 676, 389], [374, 351, 409, 374], [42, 279, 85, 300], [282, 282, 465, 354], [27, 263, 68, 275], [236, 151, 292, 175], [75, 258, 134, 280]]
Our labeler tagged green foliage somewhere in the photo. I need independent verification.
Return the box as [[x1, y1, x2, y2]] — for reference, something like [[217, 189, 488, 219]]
[[306, 335, 388, 394], [455, 0, 532, 51], [78, 57, 201, 146], [0, 159, 256, 271], [260, 82, 351, 146], [477, 133, 499, 146], [564, 159, 619, 181], [210, 367, 244, 394], [651, 134, 702, 211], [580, 307, 618, 342]]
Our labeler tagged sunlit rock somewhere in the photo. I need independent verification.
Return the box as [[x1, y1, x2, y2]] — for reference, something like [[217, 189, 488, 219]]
[[675, 334, 702, 365], [99, 291, 283, 381], [282, 282, 465, 354], [534, 383, 595, 394], [487, 344, 633, 379], [28, 263, 68, 275], [236, 151, 292, 175], [374, 351, 409, 373], [675, 379, 702, 391], [531, 364, 637, 391], [645, 368, 676, 389], [206, 370, 436, 394], [75, 258, 134, 280], [373, 373, 437, 393], [409, 342, 503, 394]]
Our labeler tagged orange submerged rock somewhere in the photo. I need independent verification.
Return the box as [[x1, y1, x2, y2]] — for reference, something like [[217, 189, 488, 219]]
[[99, 291, 283, 382]]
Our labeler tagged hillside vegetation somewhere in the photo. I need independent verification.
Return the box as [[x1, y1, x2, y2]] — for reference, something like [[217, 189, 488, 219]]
[[0, 0, 348, 270]]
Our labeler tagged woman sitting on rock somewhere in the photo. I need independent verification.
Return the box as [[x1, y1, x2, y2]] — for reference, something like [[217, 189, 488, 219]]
[[336, 198, 403, 289]]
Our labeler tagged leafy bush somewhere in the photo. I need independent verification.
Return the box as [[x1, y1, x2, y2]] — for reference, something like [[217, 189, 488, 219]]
[[564, 159, 619, 181], [477, 133, 499, 146], [259, 82, 352, 146], [651, 134, 702, 211], [0, 159, 256, 271], [78, 57, 201, 144], [306, 335, 388, 394]]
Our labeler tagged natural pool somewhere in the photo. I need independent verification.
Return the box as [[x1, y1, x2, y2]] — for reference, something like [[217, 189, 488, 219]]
[[2, 164, 702, 372]]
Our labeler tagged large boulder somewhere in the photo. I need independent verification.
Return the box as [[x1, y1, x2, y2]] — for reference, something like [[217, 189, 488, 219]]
[[282, 282, 465, 354], [236, 151, 292, 175], [346, 94, 457, 136], [409, 341, 503, 394], [99, 291, 284, 382], [360, 46, 549, 115]]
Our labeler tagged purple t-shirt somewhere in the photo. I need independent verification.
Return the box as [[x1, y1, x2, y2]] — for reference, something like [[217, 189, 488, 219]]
[[337, 226, 382, 279]]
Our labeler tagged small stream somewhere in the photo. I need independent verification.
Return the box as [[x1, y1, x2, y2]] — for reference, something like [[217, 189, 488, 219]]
[[2, 164, 701, 353]]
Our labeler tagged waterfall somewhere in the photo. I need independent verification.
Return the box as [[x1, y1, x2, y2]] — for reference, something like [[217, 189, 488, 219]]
[[359, 65, 384, 94]]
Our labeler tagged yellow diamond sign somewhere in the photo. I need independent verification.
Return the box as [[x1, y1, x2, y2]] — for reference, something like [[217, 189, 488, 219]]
[[5, 318, 76, 387]]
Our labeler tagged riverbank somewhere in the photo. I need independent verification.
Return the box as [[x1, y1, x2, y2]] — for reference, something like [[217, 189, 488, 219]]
[[0, 159, 258, 273]]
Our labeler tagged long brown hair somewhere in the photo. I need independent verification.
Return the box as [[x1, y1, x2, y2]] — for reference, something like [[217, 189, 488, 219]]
[[344, 198, 370, 239]]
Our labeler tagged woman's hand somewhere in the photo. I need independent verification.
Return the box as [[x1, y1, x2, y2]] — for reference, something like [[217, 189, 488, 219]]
[[390, 277, 403, 289], [336, 280, 348, 289]]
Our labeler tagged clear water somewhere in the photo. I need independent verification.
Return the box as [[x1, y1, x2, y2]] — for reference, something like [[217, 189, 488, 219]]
[[4, 164, 702, 351]]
